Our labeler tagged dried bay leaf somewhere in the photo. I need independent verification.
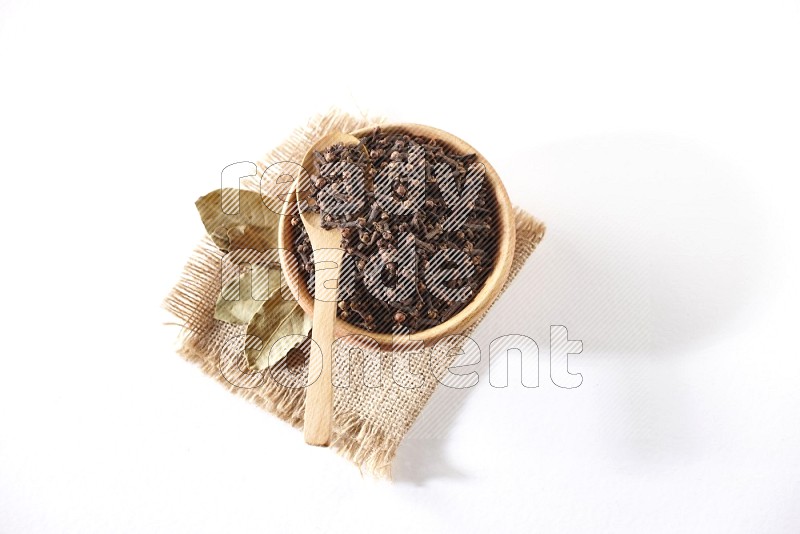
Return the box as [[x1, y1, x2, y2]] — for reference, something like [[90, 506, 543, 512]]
[[214, 264, 274, 325], [246, 297, 311, 369], [198, 186, 309, 366], [196, 188, 280, 252]]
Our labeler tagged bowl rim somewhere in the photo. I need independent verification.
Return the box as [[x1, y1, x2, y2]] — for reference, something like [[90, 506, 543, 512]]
[[277, 123, 516, 349]]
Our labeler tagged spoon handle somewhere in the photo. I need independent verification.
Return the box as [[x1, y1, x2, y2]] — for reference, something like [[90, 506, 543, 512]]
[[303, 247, 345, 446]]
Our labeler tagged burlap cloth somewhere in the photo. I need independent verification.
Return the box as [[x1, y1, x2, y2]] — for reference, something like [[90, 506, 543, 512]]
[[164, 110, 546, 478]]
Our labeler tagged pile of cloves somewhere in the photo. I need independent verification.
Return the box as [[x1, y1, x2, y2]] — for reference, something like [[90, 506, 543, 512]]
[[292, 128, 497, 334]]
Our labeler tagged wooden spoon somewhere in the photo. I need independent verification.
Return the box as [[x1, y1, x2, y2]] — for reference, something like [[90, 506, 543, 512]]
[[298, 132, 362, 446]]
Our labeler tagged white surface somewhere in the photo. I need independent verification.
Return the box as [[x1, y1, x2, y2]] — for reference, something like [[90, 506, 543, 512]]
[[1, 1, 799, 532]]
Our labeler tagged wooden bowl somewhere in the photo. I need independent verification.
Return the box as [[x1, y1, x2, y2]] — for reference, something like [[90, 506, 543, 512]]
[[278, 123, 516, 349]]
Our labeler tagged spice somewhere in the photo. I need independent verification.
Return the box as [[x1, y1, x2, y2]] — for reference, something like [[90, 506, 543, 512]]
[[294, 128, 498, 334]]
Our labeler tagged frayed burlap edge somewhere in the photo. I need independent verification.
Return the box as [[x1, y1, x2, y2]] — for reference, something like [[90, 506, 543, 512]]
[[163, 111, 546, 478]]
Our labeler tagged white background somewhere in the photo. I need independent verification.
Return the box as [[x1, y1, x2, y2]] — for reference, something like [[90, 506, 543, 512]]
[[1, 1, 799, 532]]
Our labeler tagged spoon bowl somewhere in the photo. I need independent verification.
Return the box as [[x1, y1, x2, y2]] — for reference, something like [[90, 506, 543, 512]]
[[279, 123, 516, 351]]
